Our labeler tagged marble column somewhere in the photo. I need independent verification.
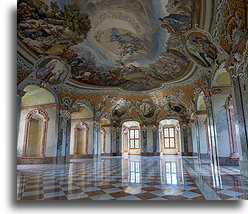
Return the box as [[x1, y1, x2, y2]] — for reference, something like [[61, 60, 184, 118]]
[[189, 120, 198, 156], [152, 125, 160, 155], [225, 38, 248, 177], [93, 120, 101, 158], [16, 90, 26, 135], [180, 121, 193, 156], [140, 126, 147, 156], [203, 89, 222, 187], [194, 116, 202, 159], [57, 109, 71, 164], [110, 126, 122, 156]]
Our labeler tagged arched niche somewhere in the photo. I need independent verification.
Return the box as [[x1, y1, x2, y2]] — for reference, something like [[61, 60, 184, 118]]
[[100, 117, 111, 155], [122, 121, 141, 155], [159, 119, 180, 155], [23, 108, 49, 158], [74, 122, 89, 155]]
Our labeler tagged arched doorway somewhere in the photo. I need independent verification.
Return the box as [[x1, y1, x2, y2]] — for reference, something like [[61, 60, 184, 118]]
[[159, 119, 181, 156], [122, 121, 141, 156]]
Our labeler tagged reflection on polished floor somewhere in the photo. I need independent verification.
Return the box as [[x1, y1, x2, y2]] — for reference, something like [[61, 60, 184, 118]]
[[17, 156, 247, 200]]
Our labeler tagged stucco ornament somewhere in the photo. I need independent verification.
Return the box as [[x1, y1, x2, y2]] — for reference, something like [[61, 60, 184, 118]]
[[59, 109, 71, 130], [135, 98, 160, 122]]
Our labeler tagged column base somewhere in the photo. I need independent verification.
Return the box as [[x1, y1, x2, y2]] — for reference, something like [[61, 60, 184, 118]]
[[239, 160, 247, 178]]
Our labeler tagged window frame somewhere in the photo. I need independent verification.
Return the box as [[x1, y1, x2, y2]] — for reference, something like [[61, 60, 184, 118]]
[[129, 128, 140, 149], [163, 126, 176, 149]]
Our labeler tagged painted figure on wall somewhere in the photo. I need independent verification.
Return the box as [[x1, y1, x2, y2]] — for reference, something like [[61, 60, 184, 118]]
[[36, 57, 69, 85], [139, 101, 157, 118], [186, 33, 218, 67]]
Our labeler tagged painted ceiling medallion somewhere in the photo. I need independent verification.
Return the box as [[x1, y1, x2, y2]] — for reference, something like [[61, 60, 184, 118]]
[[35, 56, 70, 85], [17, 0, 197, 91]]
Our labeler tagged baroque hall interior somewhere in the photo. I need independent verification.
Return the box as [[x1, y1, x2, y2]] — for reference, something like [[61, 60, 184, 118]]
[[16, 0, 247, 200]]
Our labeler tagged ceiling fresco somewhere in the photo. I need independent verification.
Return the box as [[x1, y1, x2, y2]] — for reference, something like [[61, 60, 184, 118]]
[[17, 0, 199, 91]]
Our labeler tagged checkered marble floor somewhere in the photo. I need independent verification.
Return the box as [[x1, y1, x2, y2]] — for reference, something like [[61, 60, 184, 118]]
[[17, 156, 247, 200]]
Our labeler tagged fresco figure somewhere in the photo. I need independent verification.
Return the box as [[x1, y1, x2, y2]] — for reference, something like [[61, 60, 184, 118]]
[[187, 33, 218, 67], [109, 28, 145, 58], [36, 58, 69, 85], [159, 14, 191, 33]]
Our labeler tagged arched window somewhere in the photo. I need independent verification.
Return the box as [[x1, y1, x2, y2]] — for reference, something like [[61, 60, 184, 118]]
[[74, 122, 88, 155], [23, 108, 49, 158], [225, 96, 239, 158]]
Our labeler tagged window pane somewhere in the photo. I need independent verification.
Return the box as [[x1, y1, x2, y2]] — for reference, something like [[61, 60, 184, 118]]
[[171, 162, 176, 173], [166, 173, 172, 184], [136, 172, 140, 183], [130, 161, 135, 171], [131, 172, 135, 183], [135, 130, 139, 138], [165, 139, 170, 148], [165, 162, 170, 172], [130, 130, 134, 138], [130, 140, 134, 148], [172, 174, 177, 185], [135, 140, 139, 148], [170, 138, 175, 148], [164, 128, 169, 137], [169, 128, 174, 137], [135, 162, 140, 172]]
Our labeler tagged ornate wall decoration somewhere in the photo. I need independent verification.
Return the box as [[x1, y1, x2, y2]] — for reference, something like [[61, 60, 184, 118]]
[[59, 109, 71, 130], [112, 100, 132, 119], [104, 96, 133, 120], [34, 56, 70, 86], [185, 31, 218, 68], [135, 98, 160, 122], [213, 0, 246, 54], [17, 54, 34, 74]]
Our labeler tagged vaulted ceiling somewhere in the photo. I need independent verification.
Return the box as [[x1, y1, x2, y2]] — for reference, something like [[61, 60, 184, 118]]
[[17, 0, 215, 92]]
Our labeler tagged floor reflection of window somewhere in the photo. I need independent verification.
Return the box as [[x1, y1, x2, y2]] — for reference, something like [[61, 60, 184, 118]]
[[165, 162, 178, 185], [164, 127, 175, 149], [130, 161, 140, 183]]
